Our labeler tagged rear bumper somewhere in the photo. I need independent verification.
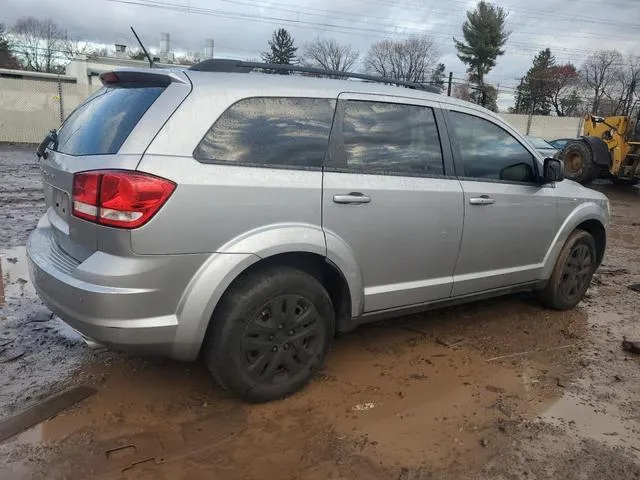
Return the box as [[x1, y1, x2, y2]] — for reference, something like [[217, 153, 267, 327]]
[[26, 216, 208, 358]]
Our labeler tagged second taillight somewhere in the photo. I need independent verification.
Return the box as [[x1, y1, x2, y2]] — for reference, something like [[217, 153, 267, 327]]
[[72, 170, 175, 229]]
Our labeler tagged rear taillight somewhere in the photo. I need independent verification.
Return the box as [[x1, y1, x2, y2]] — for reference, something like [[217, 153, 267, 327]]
[[72, 170, 175, 229]]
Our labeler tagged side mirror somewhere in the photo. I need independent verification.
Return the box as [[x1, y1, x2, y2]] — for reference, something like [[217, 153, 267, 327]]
[[499, 162, 535, 182], [543, 157, 564, 182]]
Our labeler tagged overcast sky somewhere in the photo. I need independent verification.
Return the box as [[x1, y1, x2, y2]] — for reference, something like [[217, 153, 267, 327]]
[[3, 0, 640, 109]]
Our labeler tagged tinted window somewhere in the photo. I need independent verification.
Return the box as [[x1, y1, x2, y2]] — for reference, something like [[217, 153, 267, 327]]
[[194, 97, 335, 168], [334, 100, 444, 175], [449, 111, 537, 182], [55, 85, 164, 156]]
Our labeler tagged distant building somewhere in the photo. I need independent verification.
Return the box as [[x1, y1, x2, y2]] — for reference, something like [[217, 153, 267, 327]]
[[65, 55, 173, 86], [65, 34, 214, 86]]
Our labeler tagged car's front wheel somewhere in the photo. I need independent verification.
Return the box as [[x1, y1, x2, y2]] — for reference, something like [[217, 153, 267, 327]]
[[538, 230, 597, 310], [205, 266, 335, 403]]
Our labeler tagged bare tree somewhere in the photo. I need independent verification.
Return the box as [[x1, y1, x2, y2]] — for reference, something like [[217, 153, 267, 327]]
[[176, 52, 202, 66], [0, 23, 21, 69], [608, 55, 640, 116], [364, 35, 440, 83], [580, 50, 623, 115], [452, 82, 472, 102], [302, 37, 359, 73], [11, 17, 67, 73], [63, 37, 94, 60], [129, 49, 148, 61], [90, 46, 110, 57]]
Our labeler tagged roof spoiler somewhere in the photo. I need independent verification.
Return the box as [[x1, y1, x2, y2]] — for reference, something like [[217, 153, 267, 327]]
[[99, 69, 189, 86]]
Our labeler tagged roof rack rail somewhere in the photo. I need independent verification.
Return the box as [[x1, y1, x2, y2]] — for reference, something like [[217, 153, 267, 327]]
[[189, 59, 439, 93]]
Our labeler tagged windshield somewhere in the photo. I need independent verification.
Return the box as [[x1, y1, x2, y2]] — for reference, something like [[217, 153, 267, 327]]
[[53, 84, 165, 156], [526, 137, 554, 149]]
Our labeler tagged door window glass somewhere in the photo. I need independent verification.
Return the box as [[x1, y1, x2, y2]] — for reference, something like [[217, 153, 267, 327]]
[[449, 111, 537, 182], [334, 100, 444, 175]]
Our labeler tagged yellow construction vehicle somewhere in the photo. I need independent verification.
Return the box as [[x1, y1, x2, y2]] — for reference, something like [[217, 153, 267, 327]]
[[559, 110, 640, 185]]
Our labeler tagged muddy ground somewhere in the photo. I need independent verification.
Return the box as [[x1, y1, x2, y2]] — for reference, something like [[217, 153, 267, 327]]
[[0, 143, 639, 479]]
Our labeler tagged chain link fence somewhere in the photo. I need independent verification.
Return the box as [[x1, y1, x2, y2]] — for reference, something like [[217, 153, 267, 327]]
[[0, 76, 100, 144]]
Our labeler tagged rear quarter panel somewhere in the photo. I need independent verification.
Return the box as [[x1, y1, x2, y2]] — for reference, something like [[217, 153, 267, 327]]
[[132, 157, 323, 255]]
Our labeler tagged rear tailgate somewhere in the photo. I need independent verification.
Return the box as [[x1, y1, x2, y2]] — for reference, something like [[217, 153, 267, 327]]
[[38, 69, 192, 260]]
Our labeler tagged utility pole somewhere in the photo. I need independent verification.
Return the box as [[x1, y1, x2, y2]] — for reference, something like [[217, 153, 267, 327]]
[[447, 72, 453, 96], [526, 102, 534, 135], [515, 77, 524, 113]]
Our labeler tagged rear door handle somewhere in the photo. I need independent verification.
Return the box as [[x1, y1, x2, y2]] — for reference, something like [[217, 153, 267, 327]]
[[333, 192, 371, 204], [469, 195, 495, 205]]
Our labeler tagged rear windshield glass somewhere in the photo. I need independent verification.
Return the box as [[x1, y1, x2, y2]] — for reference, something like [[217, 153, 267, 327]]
[[53, 84, 164, 156]]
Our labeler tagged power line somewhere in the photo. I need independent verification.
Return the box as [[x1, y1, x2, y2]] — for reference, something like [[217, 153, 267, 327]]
[[211, 0, 638, 42], [100, 0, 630, 62], [344, 0, 640, 30]]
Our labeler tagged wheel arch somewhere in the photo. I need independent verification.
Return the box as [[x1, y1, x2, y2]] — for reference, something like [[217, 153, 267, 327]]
[[173, 225, 363, 361], [542, 204, 608, 279], [575, 219, 606, 266], [215, 251, 355, 332]]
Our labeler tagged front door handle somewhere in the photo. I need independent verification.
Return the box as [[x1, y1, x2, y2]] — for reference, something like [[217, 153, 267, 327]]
[[333, 192, 371, 204], [469, 195, 495, 205]]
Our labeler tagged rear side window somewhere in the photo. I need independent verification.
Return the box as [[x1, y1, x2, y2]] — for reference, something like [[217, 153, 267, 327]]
[[330, 100, 444, 176], [448, 111, 537, 183], [54, 85, 165, 156], [194, 97, 335, 168]]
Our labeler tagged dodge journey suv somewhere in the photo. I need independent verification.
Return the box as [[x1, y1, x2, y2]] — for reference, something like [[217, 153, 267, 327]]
[[27, 60, 609, 402]]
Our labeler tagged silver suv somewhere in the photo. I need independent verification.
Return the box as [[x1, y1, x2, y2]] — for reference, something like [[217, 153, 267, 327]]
[[27, 61, 609, 402]]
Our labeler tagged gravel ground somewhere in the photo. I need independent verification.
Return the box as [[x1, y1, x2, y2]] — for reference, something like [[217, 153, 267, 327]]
[[0, 144, 639, 479]]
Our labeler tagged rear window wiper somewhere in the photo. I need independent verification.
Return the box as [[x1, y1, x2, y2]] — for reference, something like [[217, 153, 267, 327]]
[[36, 130, 58, 159]]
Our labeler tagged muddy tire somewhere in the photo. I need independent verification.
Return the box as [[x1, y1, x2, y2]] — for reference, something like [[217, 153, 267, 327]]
[[559, 141, 599, 184], [611, 178, 639, 186], [204, 267, 335, 403], [538, 230, 597, 310]]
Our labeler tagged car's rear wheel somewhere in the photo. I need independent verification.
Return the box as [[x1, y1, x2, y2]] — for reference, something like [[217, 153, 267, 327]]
[[538, 230, 597, 310], [205, 266, 335, 403]]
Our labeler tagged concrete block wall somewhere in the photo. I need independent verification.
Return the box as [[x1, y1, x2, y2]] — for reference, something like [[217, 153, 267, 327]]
[[0, 67, 586, 144], [498, 113, 583, 140]]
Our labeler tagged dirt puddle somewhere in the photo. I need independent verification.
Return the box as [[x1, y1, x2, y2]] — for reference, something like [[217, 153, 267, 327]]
[[0, 291, 592, 479], [1, 246, 34, 304]]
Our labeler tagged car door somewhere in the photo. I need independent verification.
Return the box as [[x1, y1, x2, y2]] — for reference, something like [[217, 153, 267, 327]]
[[443, 106, 558, 297], [322, 93, 464, 313]]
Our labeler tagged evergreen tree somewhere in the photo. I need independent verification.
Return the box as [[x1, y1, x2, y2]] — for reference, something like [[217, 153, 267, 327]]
[[262, 28, 297, 66], [513, 48, 556, 115], [454, 1, 510, 98]]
